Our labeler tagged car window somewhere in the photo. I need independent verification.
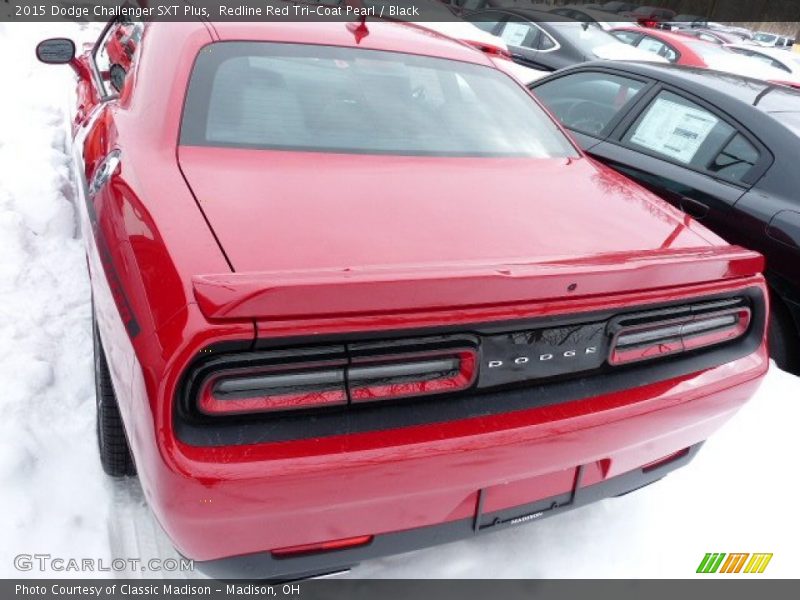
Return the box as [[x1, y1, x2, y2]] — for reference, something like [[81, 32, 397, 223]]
[[697, 33, 720, 44], [708, 134, 760, 181], [623, 91, 758, 182], [637, 36, 679, 62], [533, 71, 647, 136], [94, 20, 144, 96], [497, 21, 542, 49], [181, 42, 578, 159], [612, 30, 642, 45], [539, 30, 557, 51]]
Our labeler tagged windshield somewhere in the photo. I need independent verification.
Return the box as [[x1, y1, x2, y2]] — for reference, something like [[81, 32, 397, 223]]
[[683, 40, 737, 61], [753, 33, 778, 43], [181, 42, 577, 158], [684, 41, 786, 76], [549, 22, 620, 52]]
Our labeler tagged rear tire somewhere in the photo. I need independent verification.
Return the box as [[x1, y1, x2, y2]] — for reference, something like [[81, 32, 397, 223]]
[[94, 311, 136, 477], [768, 293, 800, 375]]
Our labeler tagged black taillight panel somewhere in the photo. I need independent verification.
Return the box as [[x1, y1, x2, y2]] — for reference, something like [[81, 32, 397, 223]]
[[175, 289, 764, 444]]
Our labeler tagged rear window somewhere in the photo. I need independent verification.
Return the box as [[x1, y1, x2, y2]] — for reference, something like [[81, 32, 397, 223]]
[[549, 22, 620, 53], [181, 42, 577, 158]]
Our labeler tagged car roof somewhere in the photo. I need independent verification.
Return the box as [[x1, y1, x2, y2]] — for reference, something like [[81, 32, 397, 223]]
[[612, 25, 696, 45], [555, 60, 800, 116], [203, 20, 495, 66], [728, 43, 795, 59]]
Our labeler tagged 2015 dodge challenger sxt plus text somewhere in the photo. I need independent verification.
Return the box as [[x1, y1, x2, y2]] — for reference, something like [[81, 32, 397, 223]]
[[37, 19, 768, 579]]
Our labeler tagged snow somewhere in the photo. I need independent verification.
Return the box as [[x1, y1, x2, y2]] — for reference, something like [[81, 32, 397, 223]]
[[0, 23, 798, 580]]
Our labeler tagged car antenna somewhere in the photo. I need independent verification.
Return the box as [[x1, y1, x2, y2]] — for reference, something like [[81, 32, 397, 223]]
[[347, 16, 370, 44]]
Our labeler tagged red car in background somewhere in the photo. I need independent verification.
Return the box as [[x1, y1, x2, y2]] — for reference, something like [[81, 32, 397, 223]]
[[624, 5, 676, 28], [37, 17, 768, 580], [610, 25, 718, 66], [610, 25, 796, 82]]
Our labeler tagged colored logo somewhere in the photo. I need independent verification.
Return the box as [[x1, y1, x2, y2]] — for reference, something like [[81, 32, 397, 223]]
[[696, 553, 773, 574]]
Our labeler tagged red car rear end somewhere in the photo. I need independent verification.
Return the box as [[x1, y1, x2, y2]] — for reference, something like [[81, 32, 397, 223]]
[[44, 20, 768, 579]]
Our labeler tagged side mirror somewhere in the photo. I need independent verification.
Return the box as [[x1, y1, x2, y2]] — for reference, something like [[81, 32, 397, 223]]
[[36, 38, 76, 65]]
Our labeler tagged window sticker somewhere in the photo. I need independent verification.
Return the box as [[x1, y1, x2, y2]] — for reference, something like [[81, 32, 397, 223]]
[[501, 22, 531, 47], [630, 97, 719, 164]]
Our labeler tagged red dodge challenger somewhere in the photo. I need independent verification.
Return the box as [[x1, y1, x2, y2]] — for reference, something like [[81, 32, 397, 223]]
[[37, 17, 768, 579]]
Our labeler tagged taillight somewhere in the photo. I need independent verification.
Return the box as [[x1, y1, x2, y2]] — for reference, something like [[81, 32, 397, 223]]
[[469, 41, 512, 60], [349, 349, 477, 403], [198, 361, 348, 415], [610, 304, 750, 366], [198, 348, 477, 416]]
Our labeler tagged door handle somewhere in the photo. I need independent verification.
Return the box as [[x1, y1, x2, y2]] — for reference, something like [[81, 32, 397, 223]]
[[680, 196, 709, 219]]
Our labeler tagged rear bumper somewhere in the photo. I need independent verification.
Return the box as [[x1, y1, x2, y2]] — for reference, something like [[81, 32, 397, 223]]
[[197, 442, 703, 580], [152, 348, 767, 575]]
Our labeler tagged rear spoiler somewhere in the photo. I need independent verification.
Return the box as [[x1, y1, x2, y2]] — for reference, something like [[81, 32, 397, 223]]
[[192, 247, 763, 321]]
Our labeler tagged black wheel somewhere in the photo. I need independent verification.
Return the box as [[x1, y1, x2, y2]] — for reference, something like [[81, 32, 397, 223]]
[[768, 293, 800, 375], [93, 311, 136, 477]]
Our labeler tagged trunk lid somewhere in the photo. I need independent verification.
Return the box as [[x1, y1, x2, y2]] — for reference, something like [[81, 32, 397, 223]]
[[178, 147, 760, 320]]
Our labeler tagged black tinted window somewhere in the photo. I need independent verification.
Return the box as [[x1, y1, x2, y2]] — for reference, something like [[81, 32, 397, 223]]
[[624, 91, 759, 182], [181, 42, 577, 158], [534, 72, 647, 136], [709, 134, 759, 181]]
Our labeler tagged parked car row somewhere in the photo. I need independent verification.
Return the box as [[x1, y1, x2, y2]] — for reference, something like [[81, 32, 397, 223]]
[[529, 63, 800, 372], [442, 1, 794, 48], [464, 8, 666, 71], [608, 26, 800, 85], [32, 5, 796, 582]]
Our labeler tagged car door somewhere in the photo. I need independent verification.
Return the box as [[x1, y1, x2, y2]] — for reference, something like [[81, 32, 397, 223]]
[[530, 68, 654, 150], [495, 19, 563, 70], [587, 87, 769, 244]]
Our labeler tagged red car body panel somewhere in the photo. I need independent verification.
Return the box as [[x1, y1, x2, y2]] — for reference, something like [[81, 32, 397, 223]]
[[189, 246, 761, 322], [611, 26, 713, 67], [59, 18, 769, 572]]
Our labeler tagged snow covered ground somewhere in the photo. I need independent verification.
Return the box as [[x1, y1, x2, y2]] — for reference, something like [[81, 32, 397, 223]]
[[0, 22, 798, 580]]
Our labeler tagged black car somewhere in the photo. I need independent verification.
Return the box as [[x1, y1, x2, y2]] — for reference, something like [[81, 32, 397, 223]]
[[529, 62, 800, 372], [464, 8, 652, 71]]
